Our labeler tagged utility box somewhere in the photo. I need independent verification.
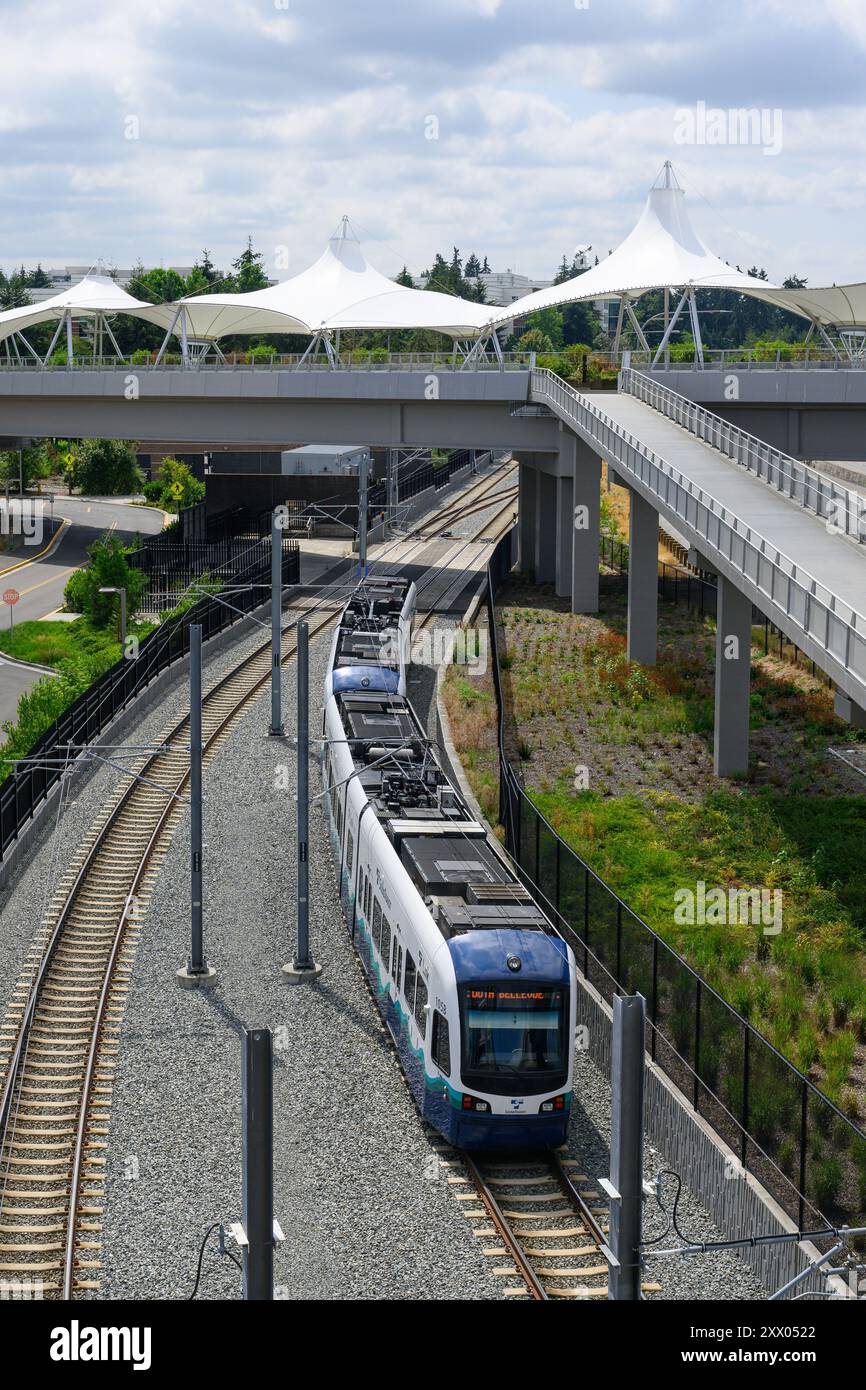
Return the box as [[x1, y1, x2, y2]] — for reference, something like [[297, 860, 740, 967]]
[[280, 444, 371, 477]]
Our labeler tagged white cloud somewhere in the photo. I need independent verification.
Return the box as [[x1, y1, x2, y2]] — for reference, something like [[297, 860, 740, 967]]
[[0, 0, 862, 288]]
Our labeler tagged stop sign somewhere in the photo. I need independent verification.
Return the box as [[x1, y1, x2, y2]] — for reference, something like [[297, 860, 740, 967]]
[[3, 589, 19, 606]]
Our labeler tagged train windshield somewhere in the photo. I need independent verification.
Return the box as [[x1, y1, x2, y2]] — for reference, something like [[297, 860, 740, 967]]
[[460, 984, 567, 1093]]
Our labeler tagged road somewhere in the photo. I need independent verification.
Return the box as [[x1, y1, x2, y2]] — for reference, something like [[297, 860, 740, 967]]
[[0, 497, 167, 728]]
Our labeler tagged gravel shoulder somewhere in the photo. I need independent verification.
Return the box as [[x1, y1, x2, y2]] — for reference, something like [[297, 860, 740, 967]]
[[98, 629, 501, 1300]]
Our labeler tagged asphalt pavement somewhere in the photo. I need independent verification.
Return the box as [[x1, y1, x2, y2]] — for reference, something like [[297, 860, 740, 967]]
[[0, 497, 166, 728]]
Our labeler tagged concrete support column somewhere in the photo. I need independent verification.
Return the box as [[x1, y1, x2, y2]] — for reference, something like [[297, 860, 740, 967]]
[[534, 470, 556, 584], [572, 435, 601, 614], [626, 488, 659, 665], [518, 462, 537, 575], [714, 575, 753, 777], [555, 472, 574, 599]]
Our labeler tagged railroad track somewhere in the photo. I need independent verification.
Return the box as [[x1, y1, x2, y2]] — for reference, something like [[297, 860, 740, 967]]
[[412, 483, 518, 539], [0, 475, 518, 1301], [0, 595, 342, 1299], [451, 1150, 612, 1300], [407, 466, 516, 540]]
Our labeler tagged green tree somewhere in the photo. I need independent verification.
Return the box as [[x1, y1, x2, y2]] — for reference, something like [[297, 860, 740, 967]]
[[129, 266, 188, 305], [231, 237, 269, 292], [517, 328, 555, 353], [193, 249, 220, 285], [0, 442, 54, 492], [73, 439, 143, 496], [63, 532, 148, 627], [152, 457, 204, 512], [27, 263, 52, 288], [0, 271, 30, 310]]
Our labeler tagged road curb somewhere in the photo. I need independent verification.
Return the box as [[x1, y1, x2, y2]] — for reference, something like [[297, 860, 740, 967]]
[[0, 517, 70, 577]]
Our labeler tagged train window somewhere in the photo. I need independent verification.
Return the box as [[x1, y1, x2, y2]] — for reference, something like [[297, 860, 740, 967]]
[[346, 831, 354, 875], [381, 917, 392, 972], [414, 975, 428, 1036], [372, 898, 382, 948], [432, 1011, 450, 1076], [391, 942, 402, 986], [404, 952, 417, 1012], [366, 877, 372, 919]]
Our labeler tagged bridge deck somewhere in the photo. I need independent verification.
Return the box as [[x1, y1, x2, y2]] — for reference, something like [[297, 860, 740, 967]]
[[587, 390, 866, 620]]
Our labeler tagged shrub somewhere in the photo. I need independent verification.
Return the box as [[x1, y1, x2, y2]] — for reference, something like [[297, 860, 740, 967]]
[[151, 457, 204, 512], [62, 533, 148, 627], [72, 438, 143, 496]]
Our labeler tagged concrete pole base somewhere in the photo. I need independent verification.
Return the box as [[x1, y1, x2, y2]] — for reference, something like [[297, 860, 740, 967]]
[[176, 964, 218, 989], [268, 724, 285, 738], [282, 960, 323, 985]]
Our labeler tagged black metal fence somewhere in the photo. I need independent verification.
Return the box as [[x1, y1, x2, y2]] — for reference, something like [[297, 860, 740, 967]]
[[394, 448, 490, 503], [486, 531, 866, 1234], [0, 543, 298, 864], [128, 532, 298, 614]]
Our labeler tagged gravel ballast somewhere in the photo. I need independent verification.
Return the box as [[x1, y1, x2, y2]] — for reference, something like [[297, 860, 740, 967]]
[[98, 629, 501, 1300]]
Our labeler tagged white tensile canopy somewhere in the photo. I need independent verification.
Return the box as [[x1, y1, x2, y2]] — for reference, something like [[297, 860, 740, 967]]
[[175, 219, 492, 348], [0, 273, 176, 360], [486, 163, 781, 362], [740, 282, 866, 331]]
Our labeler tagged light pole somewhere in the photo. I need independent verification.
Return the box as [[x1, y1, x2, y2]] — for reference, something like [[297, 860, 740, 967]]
[[98, 586, 127, 649]]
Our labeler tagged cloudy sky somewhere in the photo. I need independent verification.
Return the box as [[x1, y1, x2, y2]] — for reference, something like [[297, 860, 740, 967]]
[[1, 0, 864, 286]]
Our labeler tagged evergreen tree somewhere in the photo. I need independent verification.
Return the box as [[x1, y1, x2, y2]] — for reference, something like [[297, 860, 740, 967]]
[[0, 270, 30, 310], [194, 248, 220, 285], [28, 263, 52, 288], [231, 237, 269, 293]]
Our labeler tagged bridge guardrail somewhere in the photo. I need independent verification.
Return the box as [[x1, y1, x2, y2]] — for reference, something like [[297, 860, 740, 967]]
[[0, 351, 533, 374], [531, 367, 866, 699], [621, 367, 866, 546]]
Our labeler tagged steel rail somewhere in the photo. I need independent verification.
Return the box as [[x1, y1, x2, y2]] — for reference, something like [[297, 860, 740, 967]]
[[61, 605, 340, 1295], [461, 1152, 549, 1300]]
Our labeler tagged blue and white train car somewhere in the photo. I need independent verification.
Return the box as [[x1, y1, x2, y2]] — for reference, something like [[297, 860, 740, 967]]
[[322, 575, 576, 1150], [323, 574, 416, 702]]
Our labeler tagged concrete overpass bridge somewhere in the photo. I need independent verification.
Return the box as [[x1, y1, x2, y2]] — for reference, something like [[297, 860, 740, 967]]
[[623, 359, 866, 462], [1, 358, 864, 776]]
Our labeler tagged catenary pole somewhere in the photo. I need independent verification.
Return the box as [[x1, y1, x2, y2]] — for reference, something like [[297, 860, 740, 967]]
[[608, 993, 646, 1300], [269, 510, 284, 735]]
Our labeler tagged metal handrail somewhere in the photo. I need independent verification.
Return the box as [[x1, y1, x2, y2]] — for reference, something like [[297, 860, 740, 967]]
[[0, 350, 533, 374], [530, 368, 866, 694], [622, 367, 866, 546]]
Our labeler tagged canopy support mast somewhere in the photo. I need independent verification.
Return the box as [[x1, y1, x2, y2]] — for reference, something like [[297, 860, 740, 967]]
[[651, 287, 690, 367], [155, 305, 182, 366], [624, 302, 650, 352], [686, 287, 704, 365], [612, 296, 626, 358], [44, 311, 68, 365]]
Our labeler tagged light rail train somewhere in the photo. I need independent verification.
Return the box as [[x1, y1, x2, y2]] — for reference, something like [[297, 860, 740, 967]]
[[322, 574, 576, 1149]]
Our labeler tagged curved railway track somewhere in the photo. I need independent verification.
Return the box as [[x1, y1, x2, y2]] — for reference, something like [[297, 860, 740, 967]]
[[0, 479, 518, 1301], [0, 596, 342, 1298]]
